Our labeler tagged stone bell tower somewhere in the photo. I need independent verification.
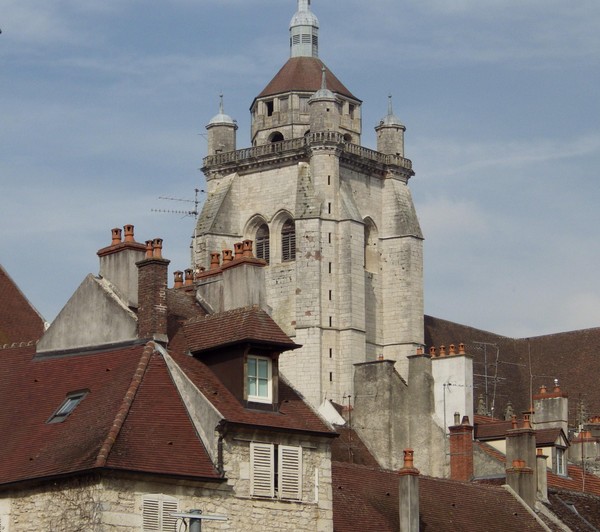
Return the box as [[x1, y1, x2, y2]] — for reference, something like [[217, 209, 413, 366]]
[[192, 0, 423, 407]]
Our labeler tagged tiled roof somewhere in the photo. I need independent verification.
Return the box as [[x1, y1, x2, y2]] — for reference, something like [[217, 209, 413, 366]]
[[184, 306, 299, 354], [169, 350, 335, 437], [474, 419, 564, 447], [0, 264, 45, 346], [0, 342, 220, 488], [425, 315, 600, 425], [332, 462, 547, 531], [546, 489, 600, 530], [256, 57, 358, 101], [331, 427, 380, 467]]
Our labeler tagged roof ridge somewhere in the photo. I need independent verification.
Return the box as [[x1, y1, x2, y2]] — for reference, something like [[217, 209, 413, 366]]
[[94, 342, 155, 467]]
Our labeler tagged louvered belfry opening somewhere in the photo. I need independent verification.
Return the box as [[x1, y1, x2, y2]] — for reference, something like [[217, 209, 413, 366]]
[[255, 224, 270, 264], [281, 219, 296, 262]]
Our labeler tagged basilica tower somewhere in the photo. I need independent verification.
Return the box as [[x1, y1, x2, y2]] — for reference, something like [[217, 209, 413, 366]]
[[193, 0, 423, 407]]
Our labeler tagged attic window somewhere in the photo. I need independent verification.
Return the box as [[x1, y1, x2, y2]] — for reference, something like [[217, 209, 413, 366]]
[[47, 391, 88, 423], [247, 355, 272, 403]]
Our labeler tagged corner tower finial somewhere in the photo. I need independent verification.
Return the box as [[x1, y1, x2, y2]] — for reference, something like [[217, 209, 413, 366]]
[[290, 0, 319, 58]]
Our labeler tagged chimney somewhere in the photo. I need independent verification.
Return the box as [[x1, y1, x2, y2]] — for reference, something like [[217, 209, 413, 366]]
[[449, 415, 474, 481], [536, 449, 549, 503], [398, 449, 420, 532], [97, 225, 147, 307], [136, 238, 170, 343], [173, 271, 184, 289], [532, 380, 568, 436], [506, 417, 536, 508], [184, 268, 194, 287]]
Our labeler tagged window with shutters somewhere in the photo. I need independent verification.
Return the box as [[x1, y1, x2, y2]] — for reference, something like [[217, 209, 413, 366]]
[[255, 224, 270, 264], [142, 494, 179, 532], [281, 219, 296, 262], [250, 443, 302, 500]]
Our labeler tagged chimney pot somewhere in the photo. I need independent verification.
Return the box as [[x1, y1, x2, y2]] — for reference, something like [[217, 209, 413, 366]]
[[540, 384, 547, 394], [403, 449, 415, 470], [439, 345, 446, 357], [416, 346, 424, 355], [210, 252, 221, 270], [234, 242, 244, 259], [449, 344, 456, 355], [242, 239, 254, 258], [458, 342, 466, 355], [461, 415, 470, 426], [429, 346, 437, 357], [152, 238, 163, 258], [523, 413, 532, 429], [145, 240, 153, 259], [124, 224, 135, 242], [173, 271, 184, 288], [511, 415, 518, 429], [111, 227, 122, 245], [454, 412, 461, 425], [184, 268, 194, 286], [222, 249, 233, 263]]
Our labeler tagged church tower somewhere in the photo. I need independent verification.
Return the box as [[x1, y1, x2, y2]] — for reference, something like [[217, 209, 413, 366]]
[[193, 0, 424, 407]]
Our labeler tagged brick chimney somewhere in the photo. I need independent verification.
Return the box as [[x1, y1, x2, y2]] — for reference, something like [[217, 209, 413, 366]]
[[97, 225, 147, 307], [449, 415, 474, 481], [136, 238, 170, 343], [398, 449, 420, 532]]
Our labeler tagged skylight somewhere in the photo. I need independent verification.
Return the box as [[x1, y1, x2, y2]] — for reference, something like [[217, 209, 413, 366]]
[[47, 391, 88, 423]]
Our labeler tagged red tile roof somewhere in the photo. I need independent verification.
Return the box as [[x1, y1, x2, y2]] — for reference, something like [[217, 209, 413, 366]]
[[256, 57, 358, 102], [184, 306, 299, 354], [331, 427, 380, 467], [0, 264, 45, 346], [546, 489, 600, 530], [332, 462, 547, 531]]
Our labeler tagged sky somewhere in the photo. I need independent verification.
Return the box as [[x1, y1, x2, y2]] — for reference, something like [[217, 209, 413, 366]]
[[1, 0, 599, 338]]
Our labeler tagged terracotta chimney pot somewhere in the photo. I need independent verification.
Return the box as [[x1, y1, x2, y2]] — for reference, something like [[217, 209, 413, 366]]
[[511, 415, 518, 429], [439, 345, 446, 357], [429, 346, 437, 357], [184, 268, 194, 286], [145, 240, 153, 259], [124, 224, 135, 242], [416, 346, 424, 355], [540, 384, 547, 394], [242, 239, 254, 258], [403, 449, 415, 470], [458, 343, 466, 355], [449, 344, 456, 355], [523, 413, 532, 429], [152, 238, 163, 259], [234, 242, 244, 259], [537, 448, 544, 456], [111, 227, 122, 245], [210, 252, 221, 270], [173, 271, 184, 288], [222, 249, 233, 263]]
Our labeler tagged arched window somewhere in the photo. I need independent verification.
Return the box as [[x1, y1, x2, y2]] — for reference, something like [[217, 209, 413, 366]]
[[256, 224, 270, 264], [281, 219, 296, 262], [268, 132, 284, 143]]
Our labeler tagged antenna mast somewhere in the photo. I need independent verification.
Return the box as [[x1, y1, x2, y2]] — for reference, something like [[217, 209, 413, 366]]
[[151, 188, 204, 219]]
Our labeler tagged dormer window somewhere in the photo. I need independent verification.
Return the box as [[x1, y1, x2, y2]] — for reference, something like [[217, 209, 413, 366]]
[[47, 390, 88, 423], [247, 355, 272, 403]]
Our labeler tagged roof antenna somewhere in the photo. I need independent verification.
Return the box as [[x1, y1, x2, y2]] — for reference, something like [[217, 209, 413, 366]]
[[152, 188, 205, 219]]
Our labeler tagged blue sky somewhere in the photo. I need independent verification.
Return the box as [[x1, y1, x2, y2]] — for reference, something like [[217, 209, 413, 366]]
[[1, 0, 599, 338]]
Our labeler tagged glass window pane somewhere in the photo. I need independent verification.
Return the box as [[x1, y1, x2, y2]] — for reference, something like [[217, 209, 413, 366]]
[[248, 376, 257, 396], [258, 379, 269, 397], [248, 358, 256, 376], [258, 359, 269, 379]]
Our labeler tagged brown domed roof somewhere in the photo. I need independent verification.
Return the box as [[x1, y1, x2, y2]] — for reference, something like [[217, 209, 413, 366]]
[[255, 56, 359, 103]]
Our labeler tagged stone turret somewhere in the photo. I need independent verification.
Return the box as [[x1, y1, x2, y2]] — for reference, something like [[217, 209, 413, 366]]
[[308, 68, 341, 133], [290, 0, 319, 58], [206, 94, 237, 155], [375, 95, 406, 157]]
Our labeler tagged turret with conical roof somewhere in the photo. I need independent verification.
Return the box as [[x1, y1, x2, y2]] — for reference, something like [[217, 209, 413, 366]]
[[308, 67, 341, 133], [376, 95, 406, 156], [206, 94, 238, 156]]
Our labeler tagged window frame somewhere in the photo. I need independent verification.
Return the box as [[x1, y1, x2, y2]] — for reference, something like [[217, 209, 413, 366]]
[[255, 223, 270, 264], [247, 355, 273, 404], [555, 447, 567, 476], [142, 494, 179, 532], [47, 390, 88, 424], [281, 219, 296, 262]]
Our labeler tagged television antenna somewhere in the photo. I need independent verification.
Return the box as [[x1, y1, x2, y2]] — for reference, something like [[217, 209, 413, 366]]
[[151, 188, 205, 219]]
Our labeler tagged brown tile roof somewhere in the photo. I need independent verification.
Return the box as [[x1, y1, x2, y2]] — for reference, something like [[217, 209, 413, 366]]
[[331, 427, 380, 467], [0, 264, 45, 346], [546, 489, 600, 530], [332, 462, 547, 531], [184, 306, 299, 354], [256, 57, 358, 102], [0, 342, 220, 488], [425, 315, 600, 426]]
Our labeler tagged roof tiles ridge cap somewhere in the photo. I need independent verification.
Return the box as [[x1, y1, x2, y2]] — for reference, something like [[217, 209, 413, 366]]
[[94, 342, 155, 468]]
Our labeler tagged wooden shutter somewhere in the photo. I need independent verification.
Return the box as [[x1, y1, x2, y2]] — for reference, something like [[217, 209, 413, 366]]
[[251, 442, 275, 497], [142, 495, 179, 532], [278, 445, 302, 500]]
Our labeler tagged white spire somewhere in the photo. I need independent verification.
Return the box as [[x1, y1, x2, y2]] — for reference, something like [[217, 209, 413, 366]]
[[290, 0, 319, 58]]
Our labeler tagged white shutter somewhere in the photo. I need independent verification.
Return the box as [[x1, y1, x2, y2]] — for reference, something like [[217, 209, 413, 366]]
[[279, 445, 302, 500], [251, 442, 275, 497], [142, 495, 179, 532], [142, 497, 160, 531]]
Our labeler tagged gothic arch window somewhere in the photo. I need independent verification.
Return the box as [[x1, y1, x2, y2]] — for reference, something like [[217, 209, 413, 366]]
[[281, 219, 296, 262], [364, 218, 378, 273], [343, 133, 352, 142], [256, 223, 270, 264], [268, 132, 284, 143]]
